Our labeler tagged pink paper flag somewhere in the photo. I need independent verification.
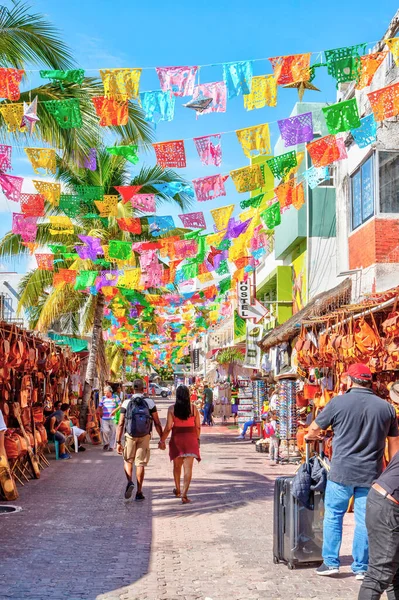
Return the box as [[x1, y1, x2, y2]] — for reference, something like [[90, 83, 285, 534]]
[[179, 211, 206, 229], [0, 174, 23, 202], [192, 82, 227, 115], [192, 174, 229, 202], [12, 213, 37, 242], [156, 66, 198, 97], [130, 193, 156, 213], [193, 134, 222, 167]]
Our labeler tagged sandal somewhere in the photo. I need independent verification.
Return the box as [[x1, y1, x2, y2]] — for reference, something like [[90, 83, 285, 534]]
[[173, 488, 181, 497], [181, 496, 191, 504]]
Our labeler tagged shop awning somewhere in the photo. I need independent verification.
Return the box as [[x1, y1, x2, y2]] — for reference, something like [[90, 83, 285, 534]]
[[48, 332, 88, 352], [259, 278, 352, 351], [206, 349, 218, 359]]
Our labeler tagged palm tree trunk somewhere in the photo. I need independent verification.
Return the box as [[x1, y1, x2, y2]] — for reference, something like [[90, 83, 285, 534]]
[[79, 293, 105, 428]]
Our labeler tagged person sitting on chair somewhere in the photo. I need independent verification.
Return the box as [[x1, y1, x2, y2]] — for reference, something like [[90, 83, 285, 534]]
[[44, 403, 71, 460]]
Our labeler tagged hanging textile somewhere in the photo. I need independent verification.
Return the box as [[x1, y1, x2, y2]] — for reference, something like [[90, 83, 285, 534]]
[[303, 166, 330, 189], [356, 52, 388, 89], [43, 99, 82, 128], [12, 213, 37, 242], [35, 254, 54, 271], [92, 96, 129, 126], [20, 193, 45, 217], [222, 61, 253, 99], [117, 269, 141, 290], [59, 194, 81, 218], [21, 97, 39, 134], [156, 66, 198, 97], [40, 69, 85, 88], [322, 98, 361, 134], [24, 148, 56, 175], [94, 195, 118, 217], [192, 82, 227, 115], [153, 140, 186, 168], [0, 144, 11, 171], [80, 147, 97, 171], [269, 54, 311, 85], [53, 269, 77, 287], [351, 114, 377, 148], [236, 123, 271, 158], [266, 151, 297, 181], [0, 68, 24, 100], [0, 174, 23, 202], [306, 134, 347, 167], [230, 164, 264, 193], [108, 240, 133, 260], [100, 68, 142, 101], [368, 82, 399, 121], [115, 185, 142, 203], [130, 193, 156, 213], [193, 134, 222, 167], [106, 145, 139, 164], [178, 212, 206, 229], [140, 90, 175, 124], [148, 215, 175, 236], [261, 201, 281, 229], [278, 112, 313, 147], [75, 235, 103, 260], [152, 181, 194, 199], [386, 38, 399, 66], [240, 193, 264, 210], [117, 217, 142, 234], [49, 216, 74, 235], [74, 271, 98, 291], [244, 75, 277, 110], [325, 44, 367, 86], [210, 204, 235, 232], [75, 185, 104, 200], [192, 174, 229, 202], [0, 103, 24, 132]]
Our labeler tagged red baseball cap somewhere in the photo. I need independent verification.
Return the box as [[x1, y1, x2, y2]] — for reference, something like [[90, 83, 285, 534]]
[[344, 363, 372, 381]]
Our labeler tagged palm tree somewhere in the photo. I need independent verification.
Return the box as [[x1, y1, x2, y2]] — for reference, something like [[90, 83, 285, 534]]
[[0, 148, 192, 424]]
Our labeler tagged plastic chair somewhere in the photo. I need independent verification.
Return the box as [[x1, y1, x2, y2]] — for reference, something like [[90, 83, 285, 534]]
[[249, 422, 263, 440]]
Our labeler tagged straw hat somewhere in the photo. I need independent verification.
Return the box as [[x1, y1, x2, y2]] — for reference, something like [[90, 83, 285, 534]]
[[389, 381, 399, 404]]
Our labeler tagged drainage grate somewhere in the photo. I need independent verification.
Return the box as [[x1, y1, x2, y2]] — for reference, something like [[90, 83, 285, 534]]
[[0, 505, 21, 515]]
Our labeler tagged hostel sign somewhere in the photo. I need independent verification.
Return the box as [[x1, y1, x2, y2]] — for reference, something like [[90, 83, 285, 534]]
[[237, 280, 269, 323]]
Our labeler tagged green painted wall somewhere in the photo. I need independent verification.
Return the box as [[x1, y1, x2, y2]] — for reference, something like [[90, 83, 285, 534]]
[[274, 204, 307, 259], [256, 266, 293, 326], [309, 186, 336, 237]]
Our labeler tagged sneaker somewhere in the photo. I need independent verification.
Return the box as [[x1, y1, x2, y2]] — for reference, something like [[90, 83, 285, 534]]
[[355, 572, 366, 581], [78, 446, 86, 452], [59, 453, 71, 460], [316, 564, 340, 576], [103, 444, 109, 451], [135, 491, 145, 502], [124, 481, 134, 499], [236, 435, 245, 439]]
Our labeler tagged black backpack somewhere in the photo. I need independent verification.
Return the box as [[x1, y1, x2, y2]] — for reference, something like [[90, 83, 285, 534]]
[[125, 396, 152, 438]]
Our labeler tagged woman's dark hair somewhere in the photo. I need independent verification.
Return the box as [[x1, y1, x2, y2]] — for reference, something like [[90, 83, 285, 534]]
[[174, 385, 191, 420]]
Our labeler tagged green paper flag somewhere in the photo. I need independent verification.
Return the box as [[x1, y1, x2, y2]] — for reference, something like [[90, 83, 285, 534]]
[[216, 260, 230, 276], [75, 185, 104, 200], [108, 240, 132, 260], [107, 145, 139, 165], [322, 98, 361, 134], [182, 262, 198, 279], [43, 98, 83, 129], [74, 270, 97, 290], [234, 310, 246, 339], [48, 244, 67, 254], [266, 151, 297, 181], [60, 194, 81, 218], [240, 193, 265, 210], [325, 44, 367, 86], [40, 69, 85, 89], [261, 202, 281, 230], [219, 276, 231, 295], [217, 239, 231, 251]]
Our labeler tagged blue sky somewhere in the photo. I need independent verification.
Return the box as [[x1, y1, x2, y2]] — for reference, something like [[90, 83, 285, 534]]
[[1, 0, 398, 271]]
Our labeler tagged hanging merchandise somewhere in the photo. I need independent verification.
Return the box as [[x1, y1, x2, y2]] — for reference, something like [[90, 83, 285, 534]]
[[210, 204, 235, 231], [179, 212, 206, 229], [153, 140, 186, 168], [306, 134, 347, 167], [193, 134, 222, 167], [303, 165, 330, 189], [20, 193, 45, 217], [117, 217, 142, 234], [100, 68, 141, 100], [253, 379, 266, 421], [74, 270, 98, 291], [20, 97, 39, 134], [114, 185, 142, 202], [79, 147, 97, 171], [230, 164, 264, 193], [43, 99, 83, 129], [140, 90, 175, 124], [35, 253, 54, 271], [244, 74, 277, 110], [148, 215, 175, 236], [192, 174, 229, 202], [322, 98, 361, 134], [40, 69, 85, 89], [0, 68, 24, 100], [277, 112, 313, 147], [0, 144, 12, 171], [367, 82, 399, 121], [351, 114, 377, 148], [266, 151, 297, 181], [106, 145, 139, 164], [0, 103, 24, 132], [385, 38, 399, 65], [48, 216, 74, 235], [94, 195, 118, 217], [222, 61, 253, 99], [12, 213, 37, 242], [108, 240, 132, 260], [191, 82, 227, 115], [324, 44, 367, 86], [356, 52, 388, 89], [92, 96, 129, 126], [276, 378, 298, 440], [269, 54, 311, 85], [261, 201, 281, 229], [0, 174, 23, 202], [24, 148, 56, 175], [236, 123, 271, 158], [237, 380, 254, 429], [156, 66, 198, 97], [130, 193, 156, 213], [53, 269, 77, 287]]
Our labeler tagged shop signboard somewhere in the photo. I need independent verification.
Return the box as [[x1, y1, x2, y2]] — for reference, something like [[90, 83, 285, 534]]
[[244, 322, 263, 369], [237, 280, 252, 319]]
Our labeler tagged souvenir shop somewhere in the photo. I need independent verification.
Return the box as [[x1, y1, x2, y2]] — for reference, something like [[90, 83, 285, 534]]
[[0, 322, 91, 502]]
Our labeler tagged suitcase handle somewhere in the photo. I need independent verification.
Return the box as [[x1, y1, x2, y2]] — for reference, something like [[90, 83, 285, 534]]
[[305, 439, 324, 463]]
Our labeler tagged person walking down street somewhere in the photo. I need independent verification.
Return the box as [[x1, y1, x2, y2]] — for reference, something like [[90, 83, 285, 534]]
[[305, 363, 399, 580], [202, 383, 213, 426], [159, 385, 201, 504], [358, 382, 399, 600], [44, 403, 72, 460], [99, 386, 120, 451], [116, 379, 163, 502]]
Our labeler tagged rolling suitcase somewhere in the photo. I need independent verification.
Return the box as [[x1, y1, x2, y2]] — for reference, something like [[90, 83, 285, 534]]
[[273, 444, 325, 569]]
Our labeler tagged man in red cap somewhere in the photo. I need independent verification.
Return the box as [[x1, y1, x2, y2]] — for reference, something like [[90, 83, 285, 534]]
[[306, 363, 399, 579]]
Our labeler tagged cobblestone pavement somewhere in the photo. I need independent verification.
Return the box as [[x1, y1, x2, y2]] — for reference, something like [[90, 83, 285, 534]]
[[0, 399, 362, 600]]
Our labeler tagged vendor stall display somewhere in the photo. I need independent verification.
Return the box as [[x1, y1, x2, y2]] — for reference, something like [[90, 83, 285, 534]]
[[252, 378, 266, 421], [275, 376, 299, 463], [237, 379, 253, 430]]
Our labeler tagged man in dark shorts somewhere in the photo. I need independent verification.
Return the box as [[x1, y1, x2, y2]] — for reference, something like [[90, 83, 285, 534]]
[[44, 403, 71, 460], [306, 363, 399, 579], [202, 384, 213, 426]]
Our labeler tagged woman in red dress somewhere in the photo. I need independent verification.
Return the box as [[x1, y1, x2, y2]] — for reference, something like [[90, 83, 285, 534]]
[[159, 385, 201, 504]]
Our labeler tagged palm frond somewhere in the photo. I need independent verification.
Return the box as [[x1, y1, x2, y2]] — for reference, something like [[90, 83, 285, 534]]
[[130, 164, 194, 211], [17, 267, 52, 314]]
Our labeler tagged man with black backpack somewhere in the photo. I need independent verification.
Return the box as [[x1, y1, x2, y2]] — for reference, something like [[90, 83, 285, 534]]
[[116, 378, 163, 501]]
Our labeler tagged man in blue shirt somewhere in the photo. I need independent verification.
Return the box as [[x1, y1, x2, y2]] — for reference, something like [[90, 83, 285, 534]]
[[99, 385, 120, 451]]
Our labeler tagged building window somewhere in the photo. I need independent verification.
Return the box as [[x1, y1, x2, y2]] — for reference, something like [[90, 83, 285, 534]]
[[351, 155, 374, 230], [379, 151, 399, 213]]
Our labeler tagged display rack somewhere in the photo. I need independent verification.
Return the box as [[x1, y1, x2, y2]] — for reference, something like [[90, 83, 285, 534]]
[[237, 379, 253, 429], [276, 376, 299, 464]]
